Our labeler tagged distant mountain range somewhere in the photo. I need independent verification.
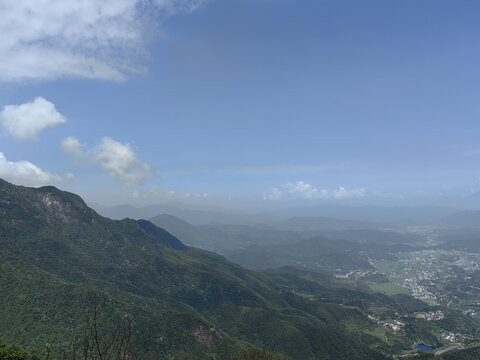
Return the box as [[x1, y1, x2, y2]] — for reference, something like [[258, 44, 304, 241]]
[[149, 212, 423, 255], [89, 203, 281, 225], [149, 213, 309, 255], [92, 202, 459, 227]]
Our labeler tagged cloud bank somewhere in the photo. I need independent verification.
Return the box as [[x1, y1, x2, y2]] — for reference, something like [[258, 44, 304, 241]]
[[0, 152, 73, 187], [0, 0, 204, 82], [62, 136, 154, 185], [0, 97, 66, 140]]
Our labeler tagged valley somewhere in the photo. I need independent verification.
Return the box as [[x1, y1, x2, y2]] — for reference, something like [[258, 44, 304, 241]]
[[147, 211, 480, 358]]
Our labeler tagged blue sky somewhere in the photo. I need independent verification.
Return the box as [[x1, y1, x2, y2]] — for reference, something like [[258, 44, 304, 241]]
[[1, 0, 480, 210]]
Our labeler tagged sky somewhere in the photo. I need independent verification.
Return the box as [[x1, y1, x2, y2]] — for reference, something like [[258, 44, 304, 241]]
[[1, 0, 480, 211]]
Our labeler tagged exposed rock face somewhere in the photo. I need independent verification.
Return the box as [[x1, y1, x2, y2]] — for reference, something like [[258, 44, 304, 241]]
[[38, 192, 74, 224], [34, 187, 93, 225], [191, 325, 223, 347]]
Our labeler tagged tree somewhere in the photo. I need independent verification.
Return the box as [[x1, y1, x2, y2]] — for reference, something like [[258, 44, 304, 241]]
[[60, 295, 133, 360], [0, 339, 51, 360]]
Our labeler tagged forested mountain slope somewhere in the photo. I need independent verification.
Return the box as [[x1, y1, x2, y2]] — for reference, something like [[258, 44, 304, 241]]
[[0, 179, 390, 359]]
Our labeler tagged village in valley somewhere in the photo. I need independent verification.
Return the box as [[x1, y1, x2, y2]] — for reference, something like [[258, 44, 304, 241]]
[[333, 247, 480, 355]]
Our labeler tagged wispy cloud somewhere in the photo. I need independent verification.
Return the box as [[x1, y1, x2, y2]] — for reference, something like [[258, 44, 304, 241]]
[[262, 187, 282, 200], [0, 152, 73, 187], [333, 186, 365, 199], [62, 136, 154, 185], [184, 192, 208, 198], [0, 0, 205, 82], [0, 97, 66, 140], [61, 137, 84, 157], [262, 181, 366, 201]]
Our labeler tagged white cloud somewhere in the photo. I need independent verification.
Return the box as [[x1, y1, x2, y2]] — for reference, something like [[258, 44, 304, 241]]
[[333, 186, 366, 199], [94, 137, 153, 184], [0, 152, 73, 187], [0, 0, 204, 82], [60, 136, 84, 157], [166, 190, 176, 197], [262, 188, 282, 201], [283, 180, 322, 199], [154, 0, 204, 12], [0, 97, 66, 140], [62, 136, 153, 185]]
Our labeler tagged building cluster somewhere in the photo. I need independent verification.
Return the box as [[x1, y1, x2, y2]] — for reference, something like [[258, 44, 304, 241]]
[[442, 333, 457, 342], [403, 278, 438, 303], [368, 315, 406, 333], [383, 320, 405, 332], [415, 310, 444, 321]]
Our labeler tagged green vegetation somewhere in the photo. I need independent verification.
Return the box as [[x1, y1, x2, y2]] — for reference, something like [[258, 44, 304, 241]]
[[0, 179, 392, 359], [0, 339, 50, 360], [370, 282, 410, 295], [228, 237, 374, 273], [228, 348, 289, 360], [406, 345, 480, 359], [442, 346, 480, 359]]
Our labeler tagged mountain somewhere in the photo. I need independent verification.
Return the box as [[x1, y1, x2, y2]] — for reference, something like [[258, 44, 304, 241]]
[[0, 179, 398, 359], [148, 213, 201, 245], [149, 215, 422, 259], [228, 239, 373, 273], [149, 214, 308, 255], [90, 203, 280, 225], [228, 232, 423, 274]]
